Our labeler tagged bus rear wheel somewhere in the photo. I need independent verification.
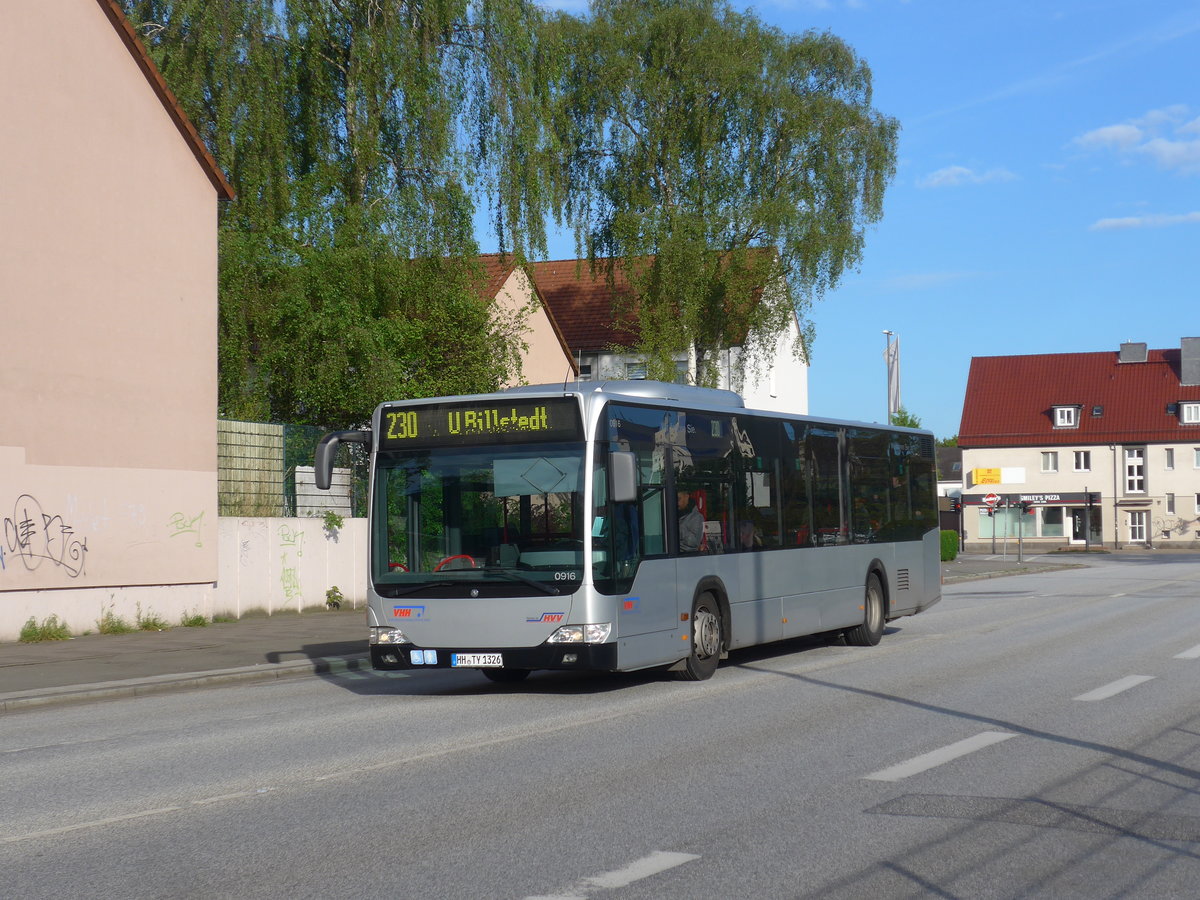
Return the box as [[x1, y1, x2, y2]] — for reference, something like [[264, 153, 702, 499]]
[[482, 668, 530, 683], [678, 593, 722, 681], [844, 573, 885, 647]]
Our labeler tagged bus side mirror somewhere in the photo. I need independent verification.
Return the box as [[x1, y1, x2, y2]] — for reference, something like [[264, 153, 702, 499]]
[[314, 430, 370, 490], [610, 451, 638, 504]]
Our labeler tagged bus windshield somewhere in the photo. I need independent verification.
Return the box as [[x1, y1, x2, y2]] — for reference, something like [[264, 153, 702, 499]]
[[372, 441, 586, 596]]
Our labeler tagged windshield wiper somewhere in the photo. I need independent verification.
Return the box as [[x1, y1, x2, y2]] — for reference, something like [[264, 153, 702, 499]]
[[379, 579, 478, 598], [481, 566, 561, 595]]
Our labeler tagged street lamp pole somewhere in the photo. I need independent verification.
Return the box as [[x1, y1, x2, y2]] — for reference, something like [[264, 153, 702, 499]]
[[882, 330, 894, 425]]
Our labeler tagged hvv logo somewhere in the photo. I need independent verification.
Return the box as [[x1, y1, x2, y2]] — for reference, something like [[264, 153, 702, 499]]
[[527, 612, 565, 623]]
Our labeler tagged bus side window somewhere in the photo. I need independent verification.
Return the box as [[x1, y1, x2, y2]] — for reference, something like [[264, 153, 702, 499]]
[[781, 421, 811, 547]]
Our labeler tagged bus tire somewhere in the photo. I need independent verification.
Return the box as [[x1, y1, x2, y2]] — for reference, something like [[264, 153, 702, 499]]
[[678, 593, 722, 681], [844, 573, 885, 647], [482, 668, 530, 683]]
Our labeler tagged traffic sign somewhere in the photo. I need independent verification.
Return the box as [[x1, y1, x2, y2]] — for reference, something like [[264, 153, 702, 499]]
[[983, 492, 1000, 507]]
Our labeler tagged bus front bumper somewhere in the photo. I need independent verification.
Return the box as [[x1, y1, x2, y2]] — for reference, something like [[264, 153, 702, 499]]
[[370, 643, 619, 672]]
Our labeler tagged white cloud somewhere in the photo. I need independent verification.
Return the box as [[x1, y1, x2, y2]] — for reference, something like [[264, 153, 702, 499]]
[[1074, 106, 1200, 174], [917, 165, 1018, 188], [1075, 124, 1143, 150], [1140, 137, 1200, 174], [1089, 211, 1200, 230]]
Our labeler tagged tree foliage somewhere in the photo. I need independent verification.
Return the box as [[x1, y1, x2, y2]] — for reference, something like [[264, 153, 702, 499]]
[[125, 0, 554, 427], [124, 0, 898, 421], [890, 407, 922, 429], [545, 0, 898, 383]]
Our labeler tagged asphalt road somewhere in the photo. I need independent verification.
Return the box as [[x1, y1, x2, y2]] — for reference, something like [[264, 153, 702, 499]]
[[4, 553, 1199, 899]]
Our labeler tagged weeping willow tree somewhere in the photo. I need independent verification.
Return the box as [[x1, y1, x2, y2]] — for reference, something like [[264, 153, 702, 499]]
[[125, 0, 556, 427], [545, 0, 899, 385], [125, 0, 898, 417]]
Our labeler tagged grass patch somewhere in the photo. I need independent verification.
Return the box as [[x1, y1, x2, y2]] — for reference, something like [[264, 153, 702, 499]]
[[19, 614, 71, 642], [136, 606, 170, 631], [212, 613, 238, 624], [179, 610, 209, 628], [97, 608, 136, 635]]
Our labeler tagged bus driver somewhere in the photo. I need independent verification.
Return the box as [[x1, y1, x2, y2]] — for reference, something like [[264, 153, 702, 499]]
[[677, 490, 704, 553]]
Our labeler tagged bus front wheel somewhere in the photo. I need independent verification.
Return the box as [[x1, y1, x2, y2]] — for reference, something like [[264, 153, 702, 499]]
[[844, 573, 885, 647], [679, 593, 722, 681]]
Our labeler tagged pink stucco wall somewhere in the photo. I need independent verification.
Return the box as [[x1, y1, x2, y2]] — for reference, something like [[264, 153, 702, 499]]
[[0, 0, 220, 632]]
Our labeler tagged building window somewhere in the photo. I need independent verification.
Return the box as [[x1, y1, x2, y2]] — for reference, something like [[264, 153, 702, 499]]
[[1195, 493, 1200, 515], [1194, 448, 1200, 469], [1073, 450, 1091, 472], [1167, 493, 1175, 514], [1124, 447, 1145, 493], [625, 361, 647, 380], [1128, 510, 1147, 543], [1166, 448, 1175, 470], [1053, 406, 1078, 428], [1041, 506, 1064, 537], [1041, 451, 1058, 473], [1181, 402, 1200, 424]]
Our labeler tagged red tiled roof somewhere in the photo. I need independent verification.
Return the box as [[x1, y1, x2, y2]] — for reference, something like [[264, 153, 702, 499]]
[[525, 258, 642, 351], [478, 253, 519, 299], [959, 348, 1200, 448], [97, 0, 234, 200], [527, 252, 779, 352]]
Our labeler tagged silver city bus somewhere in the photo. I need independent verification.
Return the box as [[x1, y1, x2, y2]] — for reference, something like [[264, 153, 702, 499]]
[[314, 381, 941, 682]]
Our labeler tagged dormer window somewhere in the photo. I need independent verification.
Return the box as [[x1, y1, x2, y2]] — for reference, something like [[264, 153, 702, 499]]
[[1053, 405, 1080, 428], [1180, 402, 1200, 425]]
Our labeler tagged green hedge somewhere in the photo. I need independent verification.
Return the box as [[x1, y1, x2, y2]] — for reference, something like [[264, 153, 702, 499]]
[[940, 529, 959, 561]]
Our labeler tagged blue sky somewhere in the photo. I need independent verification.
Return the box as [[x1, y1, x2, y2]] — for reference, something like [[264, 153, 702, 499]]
[[493, 0, 1200, 440]]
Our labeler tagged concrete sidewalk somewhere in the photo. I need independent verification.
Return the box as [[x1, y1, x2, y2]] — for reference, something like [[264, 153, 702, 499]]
[[1, 552, 1092, 713], [1, 607, 370, 713]]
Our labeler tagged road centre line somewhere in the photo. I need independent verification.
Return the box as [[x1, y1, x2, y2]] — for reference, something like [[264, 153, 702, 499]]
[[1174, 643, 1200, 660], [525, 851, 700, 900], [2, 806, 183, 844], [864, 731, 1016, 782], [1073, 675, 1155, 702]]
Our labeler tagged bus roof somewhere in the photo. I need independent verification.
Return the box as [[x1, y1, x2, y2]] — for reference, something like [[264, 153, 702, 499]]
[[501, 379, 745, 409], [375, 379, 932, 440]]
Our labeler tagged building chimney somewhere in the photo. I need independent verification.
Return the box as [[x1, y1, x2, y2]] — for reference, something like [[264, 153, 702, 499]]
[[1182, 337, 1200, 386], [1118, 342, 1148, 363]]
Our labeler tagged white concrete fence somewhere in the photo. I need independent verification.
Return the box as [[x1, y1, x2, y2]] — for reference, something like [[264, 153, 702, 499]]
[[1, 516, 366, 641]]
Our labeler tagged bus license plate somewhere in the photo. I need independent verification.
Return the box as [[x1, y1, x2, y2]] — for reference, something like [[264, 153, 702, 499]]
[[451, 653, 503, 668]]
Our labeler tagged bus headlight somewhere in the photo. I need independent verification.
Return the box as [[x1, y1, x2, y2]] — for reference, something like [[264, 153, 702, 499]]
[[546, 623, 612, 644], [370, 627, 411, 645]]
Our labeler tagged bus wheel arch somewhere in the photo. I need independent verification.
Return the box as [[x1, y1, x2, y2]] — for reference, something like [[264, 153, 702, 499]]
[[844, 566, 886, 647], [676, 578, 729, 681]]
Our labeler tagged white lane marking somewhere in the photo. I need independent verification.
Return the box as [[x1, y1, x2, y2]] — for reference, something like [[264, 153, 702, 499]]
[[585, 851, 700, 888], [864, 731, 1016, 782], [1073, 675, 1155, 702], [1174, 643, 1200, 660], [525, 851, 700, 900], [1, 806, 183, 844]]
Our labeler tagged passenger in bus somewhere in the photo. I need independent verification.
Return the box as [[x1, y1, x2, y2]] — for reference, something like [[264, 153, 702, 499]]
[[677, 490, 704, 553], [738, 520, 761, 551]]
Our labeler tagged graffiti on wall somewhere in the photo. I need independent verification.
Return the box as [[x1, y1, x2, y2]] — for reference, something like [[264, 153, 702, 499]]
[[279, 524, 304, 603], [280, 555, 301, 600], [278, 524, 304, 556], [168, 511, 205, 547], [2, 494, 89, 578]]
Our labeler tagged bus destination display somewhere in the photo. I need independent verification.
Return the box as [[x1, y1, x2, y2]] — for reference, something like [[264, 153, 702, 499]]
[[379, 398, 583, 450]]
